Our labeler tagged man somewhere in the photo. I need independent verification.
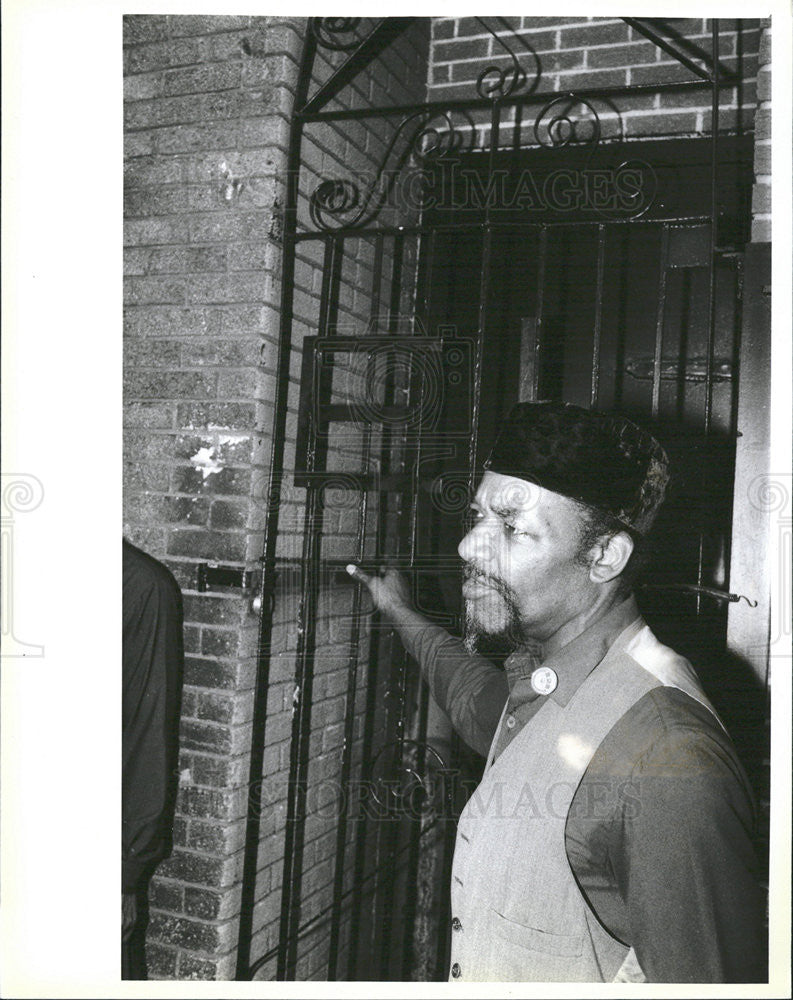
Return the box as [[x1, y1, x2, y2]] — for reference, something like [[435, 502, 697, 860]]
[[347, 401, 766, 983], [122, 539, 184, 979]]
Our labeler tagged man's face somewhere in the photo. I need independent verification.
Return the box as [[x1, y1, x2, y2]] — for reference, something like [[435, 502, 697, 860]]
[[457, 471, 594, 649]]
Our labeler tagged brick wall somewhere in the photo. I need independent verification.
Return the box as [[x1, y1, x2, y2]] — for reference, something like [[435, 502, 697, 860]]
[[124, 14, 431, 980], [429, 16, 760, 145], [751, 20, 771, 241], [124, 13, 304, 979]]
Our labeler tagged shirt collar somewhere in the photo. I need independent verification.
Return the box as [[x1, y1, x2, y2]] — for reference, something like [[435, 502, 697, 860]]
[[503, 595, 643, 708]]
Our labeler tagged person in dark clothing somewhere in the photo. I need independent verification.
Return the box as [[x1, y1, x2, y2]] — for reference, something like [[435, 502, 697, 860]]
[[122, 539, 184, 980]]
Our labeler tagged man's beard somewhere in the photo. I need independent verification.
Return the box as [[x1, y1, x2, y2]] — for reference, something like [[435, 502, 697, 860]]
[[462, 565, 528, 655]]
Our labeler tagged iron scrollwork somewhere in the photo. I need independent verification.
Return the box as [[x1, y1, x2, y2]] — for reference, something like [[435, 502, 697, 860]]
[[310, 17, 365, 51], [368, 738, 452, 818], [309, 110, 476, 231], [475, 16, 541, 100]]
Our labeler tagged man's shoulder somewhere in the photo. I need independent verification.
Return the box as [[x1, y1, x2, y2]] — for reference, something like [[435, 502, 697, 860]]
[[123, 539, 181, 608], [589, 685, 739, 780]]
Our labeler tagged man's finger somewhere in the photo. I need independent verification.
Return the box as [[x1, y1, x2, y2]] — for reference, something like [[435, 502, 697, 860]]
[[346, 563, 371, 585]]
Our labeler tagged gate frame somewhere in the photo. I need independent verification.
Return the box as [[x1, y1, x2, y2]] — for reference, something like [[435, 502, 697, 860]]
[[235, 17, 749, 981]]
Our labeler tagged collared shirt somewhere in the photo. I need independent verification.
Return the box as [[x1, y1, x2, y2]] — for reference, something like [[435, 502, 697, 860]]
[[402, 597, 767, 983]]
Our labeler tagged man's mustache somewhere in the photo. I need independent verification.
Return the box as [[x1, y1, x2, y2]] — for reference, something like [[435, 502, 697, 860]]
[[462, 563, 514, 601]]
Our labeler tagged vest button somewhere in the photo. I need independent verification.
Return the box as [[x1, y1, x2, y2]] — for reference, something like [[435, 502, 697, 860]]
[[451, 917, 462, 932], [505, 714, 516, 729], [451, 962, 461, 978], [530, 665, 558, 696]]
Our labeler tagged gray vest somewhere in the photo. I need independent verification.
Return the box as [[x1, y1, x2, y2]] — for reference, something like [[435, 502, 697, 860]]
[[448, 622, 720, 982]]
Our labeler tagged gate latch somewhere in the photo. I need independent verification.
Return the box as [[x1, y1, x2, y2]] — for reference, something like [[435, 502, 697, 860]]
[[197, 563, 261, 594]]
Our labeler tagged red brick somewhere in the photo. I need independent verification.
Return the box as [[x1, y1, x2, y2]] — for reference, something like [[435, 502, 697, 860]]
[[559, 21, 629, 48], [751, 183, 771, 215], [586, 40, 657, 69], [126, 369, 218, 400], [753, 142, 771, 175], [751, 217, 771, 243], [154, 123, 241, 155], [164, 63, 242, 96], [124, 73, 165, 101], [149, 878, 185, 912], [169, 14, 251, 37], [432, 19, 455, 41], [167, 527, 247, 561], [144, 942, 179, 978], [125, 217, 189, 246], [433, 37, 490, 63], [200, 629, 241, 661], [124, 185, 187, 217], [176, 954, 219, 980], [124, 15, 170, 45], [125, 401, 176, 428], [754, 107, 771, 141], [184, 655, 255, 690], [156, 850, 226, 886], [148, 911, 228, 953], [125, 38, 205, 75], [624, 111, 699, 137]]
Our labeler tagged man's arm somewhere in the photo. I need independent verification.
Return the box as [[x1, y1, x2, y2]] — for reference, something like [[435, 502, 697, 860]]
[[612, 717, 767, 982], [346, 565, 508, 757]]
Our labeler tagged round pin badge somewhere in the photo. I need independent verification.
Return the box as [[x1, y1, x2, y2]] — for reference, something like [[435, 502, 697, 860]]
[[530, 666, 558, 696]]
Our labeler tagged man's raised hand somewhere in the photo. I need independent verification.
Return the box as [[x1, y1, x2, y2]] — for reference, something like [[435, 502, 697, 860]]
[[345, 564, 412, 618]]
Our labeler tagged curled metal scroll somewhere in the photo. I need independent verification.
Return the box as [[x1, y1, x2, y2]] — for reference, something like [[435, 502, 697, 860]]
[[309, 110, 476, 231], [368, 738, 450, 815], [534, 93, 602, 150], [475, 16, 540, 100], [309, 17, 364, 51]]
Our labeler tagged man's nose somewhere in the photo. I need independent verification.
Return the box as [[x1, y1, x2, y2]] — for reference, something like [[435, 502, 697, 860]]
[[458, 522, 495, 566]]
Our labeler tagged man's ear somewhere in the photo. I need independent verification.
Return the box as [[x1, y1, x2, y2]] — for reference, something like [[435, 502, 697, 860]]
[[588, 531, 634, 584]]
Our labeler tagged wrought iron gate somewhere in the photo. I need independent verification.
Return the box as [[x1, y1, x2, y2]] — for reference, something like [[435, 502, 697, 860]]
[[235, 17, 759, 981]]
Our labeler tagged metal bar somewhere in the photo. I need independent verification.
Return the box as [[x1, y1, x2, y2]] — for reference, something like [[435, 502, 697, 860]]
[[293, 215, 714, 243], [347, 240, 408, 978], [326, 417, 372, 980], [388, 232, 405, 332], [640, 582, 757, 605], [704, 19, 720, 439], [370, 233, 385, 331], [326, 239, 384, 978], [276, 235, 342, 981], [249, 815, 446, 979], [590, 224, 606, 408], [235, 25, 317, 982], [697, 18, 721, 616], [533, 227, 548, 400], [622, 18, 713, 83], [299, 18, 416, 116], [400, 672, 432, 979], [300, 79, 718, 123], [651, 225, 670, 418], [375, 236, 409, 979]]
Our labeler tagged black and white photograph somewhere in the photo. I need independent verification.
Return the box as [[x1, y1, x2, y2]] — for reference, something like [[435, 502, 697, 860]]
[[2, 4, 791, 997]]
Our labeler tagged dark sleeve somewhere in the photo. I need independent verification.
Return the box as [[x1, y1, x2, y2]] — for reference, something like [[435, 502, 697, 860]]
[[611, 721, 767, 983], [122, 543, 184, 892], [401, 624, 508, 758]]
